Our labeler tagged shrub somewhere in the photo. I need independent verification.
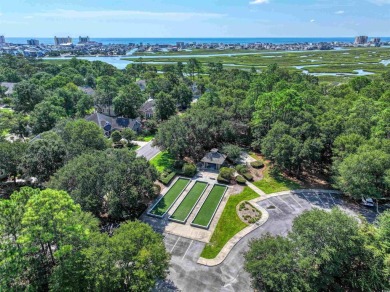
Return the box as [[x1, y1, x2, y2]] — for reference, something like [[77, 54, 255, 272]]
[[236, 164, 248, 175], [220, 167, 235, 180], [251, 161, 265, 169], [243, 172, 254, 181], [153, 184, 161, 196], [173, 160, 184, 170], [217, 175, 230, 184], [111, 130, 122, 143], [182, 163, 197, 177], [159, 171, 176, 185], [121, 128, 136, 142], [236, 175, 247, 185]]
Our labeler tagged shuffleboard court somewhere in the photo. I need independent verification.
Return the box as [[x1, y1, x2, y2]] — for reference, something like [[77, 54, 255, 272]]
[[149, 178, 190, 217], [192, 184, 227, 229], [169, 181, 208, 223]]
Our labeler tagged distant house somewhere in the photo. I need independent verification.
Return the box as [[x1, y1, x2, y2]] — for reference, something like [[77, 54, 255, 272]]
[[201, 149, 227, 170], [96, 105, 116, 117], [78, 86, 96, 96], [0, 82, 16, 96], [139, 99, 156, 119], [86, 112, 141, 136], [136, 80, 147, 91]]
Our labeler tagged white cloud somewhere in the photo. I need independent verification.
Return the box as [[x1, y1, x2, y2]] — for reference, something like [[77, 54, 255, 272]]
[[36, 9, 226, 20], [249, 0, 269, 5], [310, 19, 315, 22], [335, 10, 345, 14]]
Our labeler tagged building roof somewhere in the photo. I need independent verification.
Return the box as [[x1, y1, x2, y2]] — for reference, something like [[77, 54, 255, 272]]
[[86, 112, 141, 132], [78, 86, 96, 96], [136, 80, 147, 91], [201, 149, 227, 165], [139, 99, 156, 115], [0, 82, 17, 95]]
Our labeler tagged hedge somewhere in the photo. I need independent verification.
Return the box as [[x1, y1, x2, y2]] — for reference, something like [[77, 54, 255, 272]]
[[217, 175, 230, 184], [243, 172, 254, 181], [251, 161, 265, 169], [159, 171, 176, 185], [236, 175, 247, 185]]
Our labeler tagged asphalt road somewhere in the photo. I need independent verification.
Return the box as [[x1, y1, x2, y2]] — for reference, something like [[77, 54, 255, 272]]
[[153, 191, 385, 292], [136, 140, 161, 161]]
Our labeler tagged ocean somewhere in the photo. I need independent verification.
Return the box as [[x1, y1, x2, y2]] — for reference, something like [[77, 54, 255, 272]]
[[5, 37, 390, 45]]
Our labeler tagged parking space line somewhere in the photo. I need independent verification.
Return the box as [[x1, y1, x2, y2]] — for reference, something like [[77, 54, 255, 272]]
[[328, 193, 337, 206], [301, 193, 314, 207], [288, 194, 304, 208], [315, 193, 326, 208], [277, 196, 294, 210], [268, 198, 285, 214], [181, 240, 193, 260], [170, 237, 180, 253]]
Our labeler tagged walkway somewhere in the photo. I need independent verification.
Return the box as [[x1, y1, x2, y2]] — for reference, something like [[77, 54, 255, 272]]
[[136, 140, 161, 161]]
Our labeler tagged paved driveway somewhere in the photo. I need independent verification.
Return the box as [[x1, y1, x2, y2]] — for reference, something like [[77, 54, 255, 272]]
[[136, 140, 161, 161], [155, 191, 385, 292]]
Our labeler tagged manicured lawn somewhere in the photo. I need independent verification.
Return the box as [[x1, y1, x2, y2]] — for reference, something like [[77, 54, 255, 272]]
[[200, 187, 259, 259], [170, 181, 208, 222], [149, 178, 190, 216], [136, 134, 155, 142], [150, 151, 175, 173], [192, 185, 227, 228], [253, 167, 300, 194]]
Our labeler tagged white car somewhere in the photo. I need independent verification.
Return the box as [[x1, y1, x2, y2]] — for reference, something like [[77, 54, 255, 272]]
[[361, 198, 374, 207]]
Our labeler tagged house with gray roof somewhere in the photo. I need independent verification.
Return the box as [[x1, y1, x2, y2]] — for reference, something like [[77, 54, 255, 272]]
[[139, 99, 155, 119], [0, 82, 16, 96], [86, 112, 141, 137], [200, 149, 227, 170]]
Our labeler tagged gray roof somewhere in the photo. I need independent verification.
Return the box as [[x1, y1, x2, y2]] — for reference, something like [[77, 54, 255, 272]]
[[139, 99, 155, 115], [201, 149, 227, 165], [136, 80, 147, 91], [86, 112, 141, 132], [78, 86, 96, 96], [0, 82, 17, 95]]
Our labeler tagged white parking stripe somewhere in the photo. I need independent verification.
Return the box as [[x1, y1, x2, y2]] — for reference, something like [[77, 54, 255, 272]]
[[328, 193, 337, 206], [268, 198, 285, 214], [170, 237, 180, 253], [315, 193, 326, 208], [289, 194, 304, 208], [277, 196, 294, 210], [182, 240, 193, 260], [301, 193, 314, 207]]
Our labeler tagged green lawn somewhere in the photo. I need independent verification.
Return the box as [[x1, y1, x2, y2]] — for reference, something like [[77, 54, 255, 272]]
[[200, 187, 259, 259], [192, 185, 227, 228], [170, 181, 208, 222], [149, 151, 175, 173], [253, 167, 300, 194], [149, 178, 190, 216], [136, 134, 155, 142]]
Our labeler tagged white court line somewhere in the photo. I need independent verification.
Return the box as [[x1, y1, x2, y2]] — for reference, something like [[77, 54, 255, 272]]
[[277, 196, 294, 210], [170, 237, 181, 253], [288, 194, 304, 208], [328, 193, 337, 206], [182, 240, 193, 260]]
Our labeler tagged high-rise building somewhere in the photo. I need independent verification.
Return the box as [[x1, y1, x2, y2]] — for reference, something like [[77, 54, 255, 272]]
[[27, 39, 40, 46], [54, 36, 72, 45], [0, 35, 5, 44], [372, 37, 381, 44], [79, 36, 90, 44], [354, 36, 368, 45]]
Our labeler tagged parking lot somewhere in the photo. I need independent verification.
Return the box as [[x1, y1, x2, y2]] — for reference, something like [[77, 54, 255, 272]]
[[156, 191, 385, 292]]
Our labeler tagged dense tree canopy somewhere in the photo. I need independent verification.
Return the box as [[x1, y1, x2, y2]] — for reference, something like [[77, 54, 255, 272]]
[[245, 208, 389, 291]]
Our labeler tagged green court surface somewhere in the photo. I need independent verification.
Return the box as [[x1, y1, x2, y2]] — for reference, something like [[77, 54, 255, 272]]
[[170, 181, 208, 223], [192, 185, 227, 228], [149, 178, 190, 216]]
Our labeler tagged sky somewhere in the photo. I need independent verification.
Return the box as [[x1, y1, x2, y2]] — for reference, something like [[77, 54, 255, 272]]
[[0, 0, 389, 38]]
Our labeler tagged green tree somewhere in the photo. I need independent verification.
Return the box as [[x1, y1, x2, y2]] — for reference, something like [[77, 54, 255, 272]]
[[13, 80, 46, 112], [30, 100, 66, 134], [222, 144, 242, 160], [172, 83, 193, 109], [0, 140, 27, 182], [111, 130, 122, 143], [57, 119, 108, 160], [83, 221, 170, 291], [155, 92, 177, 121], [113, 83, 144, 118], [21, 131, 66, 183], [48, 149, 158, 219]]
